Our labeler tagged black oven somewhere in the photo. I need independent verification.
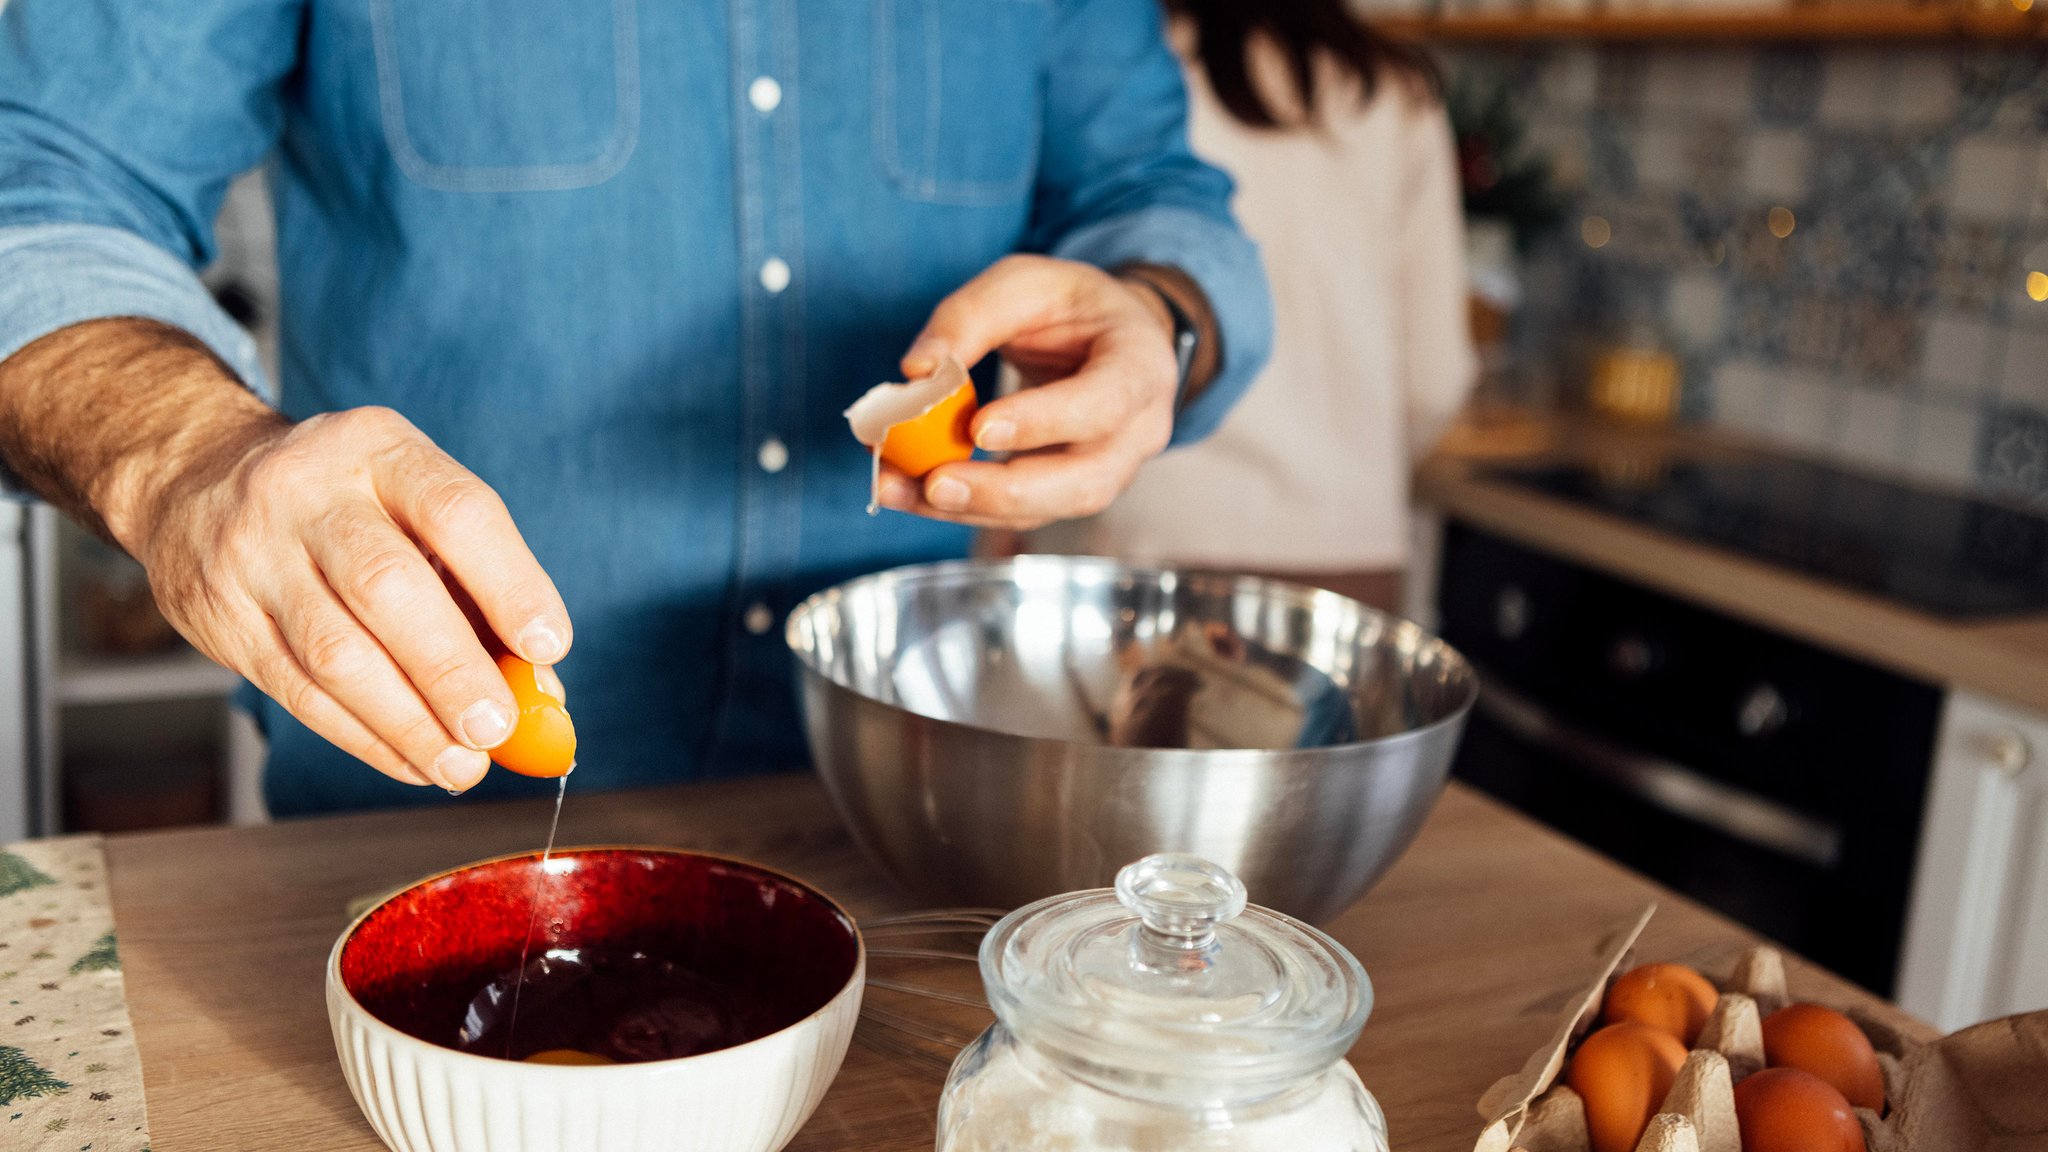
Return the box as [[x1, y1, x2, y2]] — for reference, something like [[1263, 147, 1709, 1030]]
[[1437, 522, 1943, 996]]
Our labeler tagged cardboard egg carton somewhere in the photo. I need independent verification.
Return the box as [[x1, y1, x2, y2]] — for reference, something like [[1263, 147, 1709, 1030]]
[[1472, 905, 2048, 1152]]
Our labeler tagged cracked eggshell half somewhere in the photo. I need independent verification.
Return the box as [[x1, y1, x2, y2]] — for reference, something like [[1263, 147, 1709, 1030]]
[[844, 356, 978, 510]]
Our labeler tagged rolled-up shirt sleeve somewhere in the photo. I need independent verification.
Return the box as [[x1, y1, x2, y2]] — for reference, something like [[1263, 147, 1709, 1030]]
[[1025, 0, 1274, 447], [0, 224, 269, 393]]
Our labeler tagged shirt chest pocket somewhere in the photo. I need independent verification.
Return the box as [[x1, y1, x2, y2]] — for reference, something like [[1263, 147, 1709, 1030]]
[[370, 0, 640, 192], [873, 0, 1048, 206]]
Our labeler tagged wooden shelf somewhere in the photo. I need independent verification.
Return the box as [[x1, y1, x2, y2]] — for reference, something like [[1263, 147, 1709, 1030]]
[[60, 649, 240, 707], [1379, 6, 2047, 41]]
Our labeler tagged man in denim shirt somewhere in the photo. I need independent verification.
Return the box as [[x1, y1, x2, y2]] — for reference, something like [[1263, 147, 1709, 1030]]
[[0, 0, 1271, 815]]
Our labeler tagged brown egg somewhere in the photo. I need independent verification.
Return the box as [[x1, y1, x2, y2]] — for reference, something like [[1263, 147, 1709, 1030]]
[[1605, 962, 1721, 1046], [1567, 1021, 1690, 1152], [1733, 1067, 1867, 1152], [1761, 1003, 1886, 1111]]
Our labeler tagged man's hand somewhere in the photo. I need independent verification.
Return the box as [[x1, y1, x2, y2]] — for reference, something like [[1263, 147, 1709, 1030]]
[[139, 408, 571, 791], [879, 255, 1212, 531], [0, 319, 570, 791]]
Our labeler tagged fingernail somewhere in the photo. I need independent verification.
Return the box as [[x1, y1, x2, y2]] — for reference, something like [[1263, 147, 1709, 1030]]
[[459, 698, 515, 749], [903, 337, 945, 375], [433, 745, 490, 792], [534, 663, 565, 703], [927, 476, 970, 511], [975, 420, 1015, 452], [517, 618, 567, 664]]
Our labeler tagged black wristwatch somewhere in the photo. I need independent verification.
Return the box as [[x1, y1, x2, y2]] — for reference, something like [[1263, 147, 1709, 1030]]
[[1158, 285, 1200, 415], [1124, 273, 1200, 414]]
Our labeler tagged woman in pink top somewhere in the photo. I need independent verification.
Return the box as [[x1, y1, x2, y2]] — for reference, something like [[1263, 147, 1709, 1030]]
[[1036, 0, 1478, 613]]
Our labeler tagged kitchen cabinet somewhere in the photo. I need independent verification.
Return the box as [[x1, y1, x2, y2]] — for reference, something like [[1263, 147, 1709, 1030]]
[[1897, 690, 2048, 1030], [1424, 505, 2048, 1021], [1435, 519, 1943, 997]]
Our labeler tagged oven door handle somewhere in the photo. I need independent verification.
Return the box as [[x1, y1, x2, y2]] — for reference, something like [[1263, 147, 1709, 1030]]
[[1476, 677, 1845, 869]]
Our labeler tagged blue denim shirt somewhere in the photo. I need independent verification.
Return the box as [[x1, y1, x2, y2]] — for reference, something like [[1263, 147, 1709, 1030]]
[[0, 0, 1271, 816]]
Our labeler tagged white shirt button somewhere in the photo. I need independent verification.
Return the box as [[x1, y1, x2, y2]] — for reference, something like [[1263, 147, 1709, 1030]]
[[759, 256, 791, 294], [757, 436, 789, 474], [748, 76, 782, 114], [743, 602, 775, 635]]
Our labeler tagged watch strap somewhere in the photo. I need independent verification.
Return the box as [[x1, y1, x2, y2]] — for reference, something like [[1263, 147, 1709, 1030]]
[[1123, 271, 1200, 415]]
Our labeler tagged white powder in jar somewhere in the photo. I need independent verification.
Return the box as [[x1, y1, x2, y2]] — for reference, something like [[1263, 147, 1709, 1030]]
[[938, 1031, 1388, 1152]]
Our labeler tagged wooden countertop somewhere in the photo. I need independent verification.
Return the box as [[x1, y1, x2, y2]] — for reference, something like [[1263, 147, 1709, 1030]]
[[105, 773, 1930, 1151], [1417, 419, 2048, 716]]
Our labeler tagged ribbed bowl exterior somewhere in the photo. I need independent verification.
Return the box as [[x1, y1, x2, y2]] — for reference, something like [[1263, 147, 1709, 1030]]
[[326, 951, 863, 1152]]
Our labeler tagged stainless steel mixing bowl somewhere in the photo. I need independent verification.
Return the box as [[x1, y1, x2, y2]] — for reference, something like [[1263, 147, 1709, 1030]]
[[786, 556, 1477, 923]]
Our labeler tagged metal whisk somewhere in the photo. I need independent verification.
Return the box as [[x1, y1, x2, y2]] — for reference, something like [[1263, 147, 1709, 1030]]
[[857, 908, 1004, 1075]]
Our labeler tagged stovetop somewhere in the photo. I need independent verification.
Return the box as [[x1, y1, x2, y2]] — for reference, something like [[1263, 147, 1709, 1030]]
[[1494, 457, 2048, 619]]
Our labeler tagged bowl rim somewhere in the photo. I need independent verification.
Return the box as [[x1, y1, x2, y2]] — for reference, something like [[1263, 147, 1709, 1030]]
[[326, 844, 867, 1074], [785, 555, 1479, 762]]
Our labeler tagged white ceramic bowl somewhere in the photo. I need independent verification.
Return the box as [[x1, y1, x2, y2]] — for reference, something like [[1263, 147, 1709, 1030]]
[[326, 847, 864, 1152]]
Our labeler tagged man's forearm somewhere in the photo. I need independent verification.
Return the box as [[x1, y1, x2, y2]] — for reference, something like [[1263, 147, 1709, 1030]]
[[0, 318, 281, 550]]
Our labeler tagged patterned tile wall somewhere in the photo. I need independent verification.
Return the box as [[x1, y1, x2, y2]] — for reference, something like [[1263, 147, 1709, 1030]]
[[1448, 44, 2048, 503]]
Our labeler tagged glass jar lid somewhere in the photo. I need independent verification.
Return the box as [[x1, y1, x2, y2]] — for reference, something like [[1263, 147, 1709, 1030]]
[[978, 854, 1372, 1098]]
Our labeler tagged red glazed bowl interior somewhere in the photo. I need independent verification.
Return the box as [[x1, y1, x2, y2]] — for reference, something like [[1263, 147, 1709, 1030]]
[[338, 848, 860, 1059]]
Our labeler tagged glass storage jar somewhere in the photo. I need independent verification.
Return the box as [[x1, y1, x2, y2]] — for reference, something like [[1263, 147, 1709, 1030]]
[[936, 854, 1389, 1152]]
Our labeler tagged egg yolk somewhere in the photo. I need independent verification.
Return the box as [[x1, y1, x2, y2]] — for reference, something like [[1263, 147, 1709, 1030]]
[[522, 1049, 614, 1066], [490, 653, 577, 778], [877, 379, 977, 479]]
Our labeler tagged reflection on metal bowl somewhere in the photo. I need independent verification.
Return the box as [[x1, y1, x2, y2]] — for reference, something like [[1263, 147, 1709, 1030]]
[[787, 557, 1478, 923]]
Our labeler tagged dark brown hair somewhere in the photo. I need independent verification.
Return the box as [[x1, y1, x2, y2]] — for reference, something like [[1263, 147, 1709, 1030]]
[[1167, 0, 1441, 130]]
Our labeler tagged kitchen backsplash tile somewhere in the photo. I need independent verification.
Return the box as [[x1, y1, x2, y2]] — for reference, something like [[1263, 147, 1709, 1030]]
[[2003, 328, 2048, 410], [1452, 42, 2048, 503], [1743, 128, 1810, 201], [1906, 398, 1983, 485], [1667, 270, 1727, 347], [1636, 123, 1692, 188], [1982, 404, 2048, 498], [1816, 49, 1895, 127], [1596, 48, 1650, 111], [1890, 56, 1962, 131], [1949, 137, 2041, 219], [1752, 48, 1823, 126], [1774, 369, 1839, 451], [1543, 47, 1600, 108], [1936, 220, 2020, 312], [1643, 51, 1752, 119], [1712, 359, 1776, 435], [1853, 304, 1923, 387], [1922, 312, 1999, 396], [1841, 387, 1907, 469]]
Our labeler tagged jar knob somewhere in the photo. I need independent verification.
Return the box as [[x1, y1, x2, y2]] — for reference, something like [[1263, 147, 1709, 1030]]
[[1115, 854, 1248, 954]]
